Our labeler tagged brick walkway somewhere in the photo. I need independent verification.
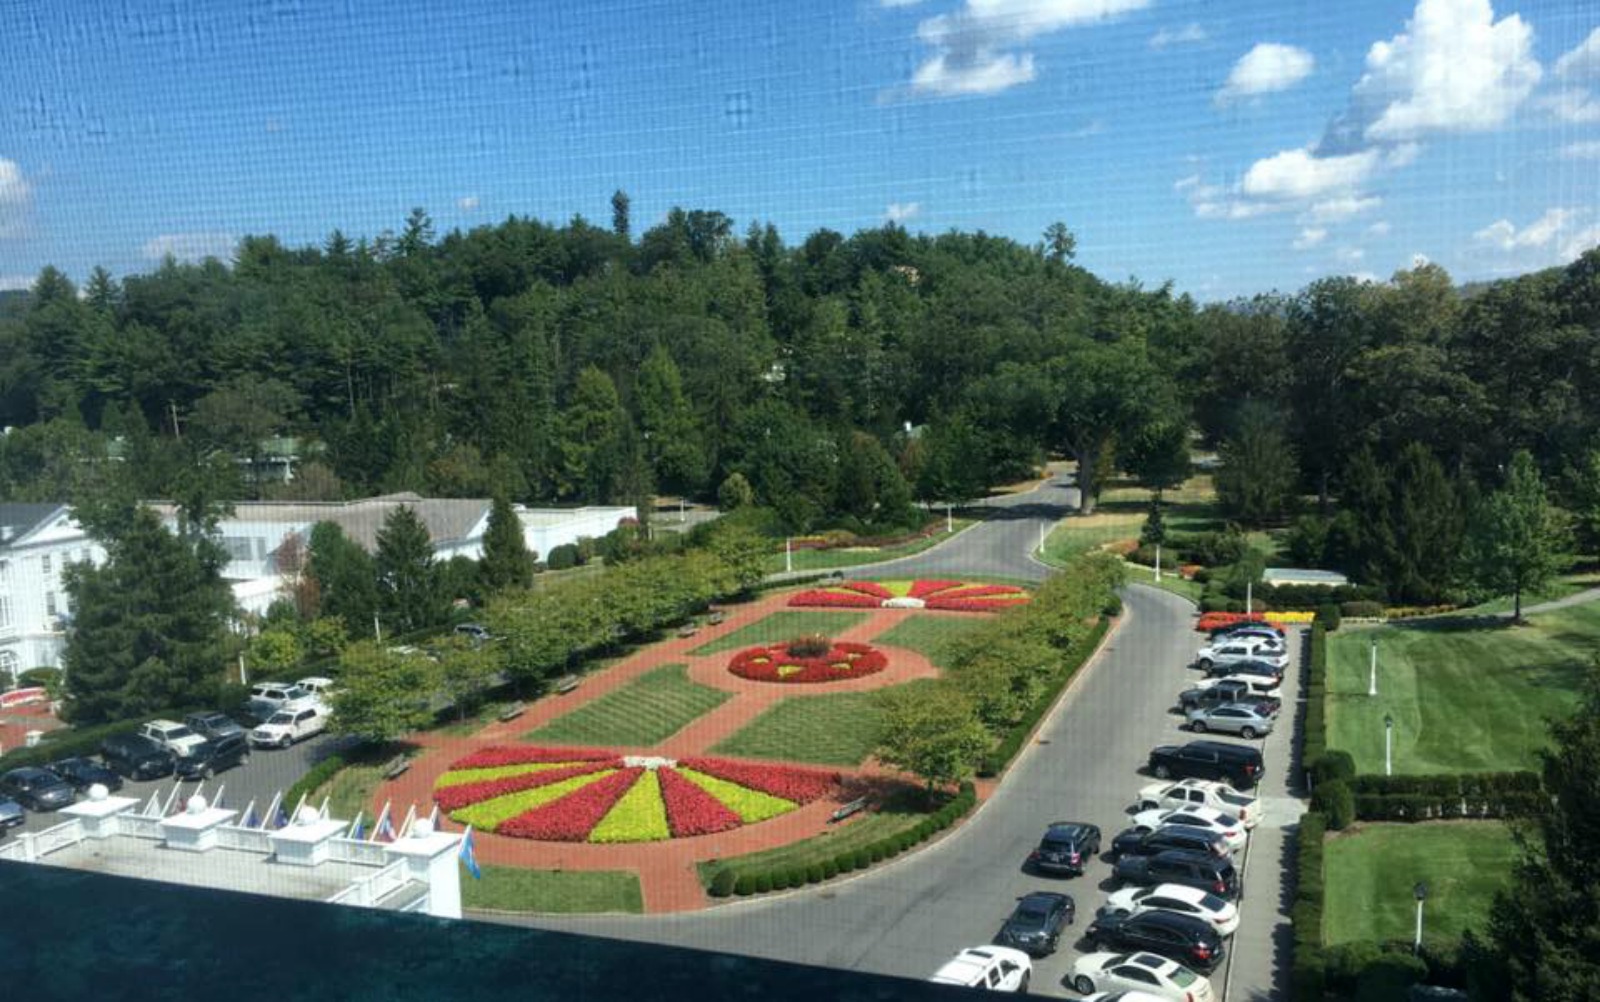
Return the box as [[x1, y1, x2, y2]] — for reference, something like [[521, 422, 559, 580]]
[[374, 593, 988, 913]]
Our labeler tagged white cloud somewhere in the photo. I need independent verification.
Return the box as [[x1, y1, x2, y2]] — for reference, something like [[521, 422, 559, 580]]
[[1338, 246, 1367, 264], [1474, 208, 1578, 250], [907, 0, 1153, 96], [1385, 142, 1422, 167], [1150, 23, 1207, 49], [1352, 0, 1541, 142], [1306, 196, 1382, 221], [1368, 220, 1392, 236], [1535, 88, 1600, 123], [1241, 147, 1380, 201], [141, 232, 237, 263], [0, 275, 34, 292], [1562, 140, 1600, 160], [0, 159, 31, 205], [457, 195, 480, 211], [1561, 223, 1600, 261], [1217, 43, 1315, 102], [1293, 227, 1328, 249], [1554, 26, 1600, 80], [885, 201, 922, 223]]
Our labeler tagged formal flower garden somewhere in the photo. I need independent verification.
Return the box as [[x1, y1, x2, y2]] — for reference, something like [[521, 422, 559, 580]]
[[727, 635, 888, 683], [788, 579, 1031, 612], [1194, 610, 1316, 632], [434, 745, 840, 843]]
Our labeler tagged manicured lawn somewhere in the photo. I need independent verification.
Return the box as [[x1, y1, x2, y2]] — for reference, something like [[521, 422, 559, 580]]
[[1326, 603, 1595, 773], [1125, 565, 1205, 604], [526, 664, 729, 747], [1323, 822, 1518, 946], [762, 520, 975, 573], [1040, 474, 1229, 563], [462, 866, 643, 914], [711, 687, 911, 766], [690, 611, 869, 655], [312, 760, 389, 822], [873, 614, 986, 668], [1449, 569, 1600, 616]]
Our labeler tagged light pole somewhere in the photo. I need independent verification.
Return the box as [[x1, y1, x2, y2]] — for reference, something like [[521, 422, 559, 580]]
[[1245, 580, 1253, 616], [1413, 882, 1428, 955], [1154, 542, 1162, 582], [945, 503, 953, 534], [1368, 635, 1378, 697], [1385, 712, 1395, 777], [785, 537, 793, 574]]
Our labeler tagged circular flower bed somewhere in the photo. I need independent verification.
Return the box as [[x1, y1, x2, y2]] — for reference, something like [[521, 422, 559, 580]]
[[432, 745, 839, 842], [728, 638, 888, 683], [788, 579, 1031, 612]]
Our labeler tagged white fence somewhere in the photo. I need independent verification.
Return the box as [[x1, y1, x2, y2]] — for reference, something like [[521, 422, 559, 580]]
[[216, 825, 274, 854], [117, 814, 166, 840], [327, 837, 389, 867], [32, 819, 86, 857], [327, 859, 412, 908]]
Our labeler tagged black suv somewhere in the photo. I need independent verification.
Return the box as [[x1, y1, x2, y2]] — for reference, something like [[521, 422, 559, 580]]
[[1114, 849, 1242, 901], [1026, 821, 1101, 876], [1201, 658, 1284, 681], [1148, 740, 1265, 788], [100, 733, 176, 781], [1111, 824, 1228, 861], [184, 711, 246, 742], [995, 891, 1075, 956], [1179, 680, 1281, 717], [1085, 910, 1226, 972], [0, 767, 76, 811], [45, 757, 124, 793], [175, 733, 251, 780]]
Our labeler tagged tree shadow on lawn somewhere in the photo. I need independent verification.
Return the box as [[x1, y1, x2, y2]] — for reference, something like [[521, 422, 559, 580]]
[[1390, 615, 1521, 634]]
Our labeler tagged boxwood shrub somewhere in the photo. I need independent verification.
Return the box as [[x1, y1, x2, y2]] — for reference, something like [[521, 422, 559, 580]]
[[753, 872, 772, 894], [821, 859, 839, 879], [805, 863, 825, 885], [709, 868, 737, 897], [734, 874, 756, 896]]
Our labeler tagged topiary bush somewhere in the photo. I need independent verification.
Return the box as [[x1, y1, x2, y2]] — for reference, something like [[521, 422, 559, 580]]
[[785, 633, 831, 658], [709, 868, 737, 897], [1315, 603, 1342, 631], [1314, 779, 1355, 830], [734, 874, 756, 896], [821, 859, 839, 879], [806, 863, 825, 884], [546, 543, 580, 570], [1312, 749, 1356, 786], [852, 848, 871, 869], [753, 872, 773, 894]]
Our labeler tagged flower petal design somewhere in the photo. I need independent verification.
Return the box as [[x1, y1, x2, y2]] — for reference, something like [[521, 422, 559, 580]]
[[499, 768, 645, 841]]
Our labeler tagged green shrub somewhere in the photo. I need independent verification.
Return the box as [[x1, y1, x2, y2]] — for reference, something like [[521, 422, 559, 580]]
[[834, 853, 856, 874], [897, 832, 915, 852], [1341, 599, 1386, 618], [1355, 952, 1428, 1001], [753, 872, 772, 894], [1312, 750, 1356, 786], [1315, 603, 1342, 631], [734, 874, 756, 896], [821, 859, 839, 880], [852, 848, 870, 869], [285, 752, 350, 813], [805, 863, 825, 885], [1102, 594, 1123, 617], [546, 543, 580, 571], [709, 868, 737, 897], [867, 843, 885, 863], [1314, 779, 1355, 830]]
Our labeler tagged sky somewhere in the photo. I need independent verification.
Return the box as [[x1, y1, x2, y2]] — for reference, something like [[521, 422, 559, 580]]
[[0, 0, 1598, 301]]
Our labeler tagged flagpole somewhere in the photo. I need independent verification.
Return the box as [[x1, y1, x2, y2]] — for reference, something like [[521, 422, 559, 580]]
[[260, 792, 283, 830], [347, 810, 364, 839], [289, 791, 309, 825], [162, 784, 181, 816], [238, 799, 257, 828], [318, 794, 330, 821], [370, 800, 392, 842], [211, 783, 225, 810], [398, 803, 418, 839]]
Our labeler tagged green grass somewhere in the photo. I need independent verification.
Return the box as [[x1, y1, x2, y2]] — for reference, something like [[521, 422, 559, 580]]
[[689, 611, 870, 655], [1040, 474, 1229, 564], [711, 687, 915, 766], [873, 614, 987, 668], [1449, 569, 1600, 616], [462, 866, 643, 914], [1327, 603, 1597, 773], [762, 520, 975, 573], [311, 761, 389, 822], [1123, 564, 1205, 603], [1323, 822, 1519, 946], [526, 663, 729, 747]]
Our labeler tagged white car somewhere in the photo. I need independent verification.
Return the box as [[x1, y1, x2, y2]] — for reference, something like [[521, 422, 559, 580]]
[[1194, 637, 1287, 672], [1085, 993, 1173, 1002], [295, 676, 339, 700], [1128, 806, 1247, 853], [138, 719, 208, 758], [1099, 883, 1241, 937], [250, 703, 329, 748], [1070, 951, 1214, 1002], [928, 946, 1032, 992], [1196, 673, 1280, 695], [1135, 780, 1263, 830]]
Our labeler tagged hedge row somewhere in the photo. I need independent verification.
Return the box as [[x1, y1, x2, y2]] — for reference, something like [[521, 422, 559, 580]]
[[1303, 624, 1329, 771], [284, 753, 349, 816], [976, 616, 1112, 777], [706, 783, 978, 898], [1348, 771, 1545, 822], [1291, 810, 1329, 999], [0, 707, 194, 770]]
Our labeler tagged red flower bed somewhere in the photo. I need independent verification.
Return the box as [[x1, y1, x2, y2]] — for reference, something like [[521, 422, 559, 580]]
[[451, 745, 620, 770], [678, 757, 838, 804], [840, 581, 893, 599], [657, 766, 744, 837], [498, 768, 644, 841], [925, 596, 1032, 612], [1195, 612, 1275, 633], [786, 589, 882, 609], [728, 641, 888, 683], [434, 760, 620, 812], [909, 579, 963, 599]]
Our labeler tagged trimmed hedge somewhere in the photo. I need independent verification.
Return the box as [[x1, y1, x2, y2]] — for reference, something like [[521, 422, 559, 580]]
[[1315, 603, 1342, 632], [1302, 624, 1329, 772], [284, 752, 349, 815], [1340, 600, 1386, 618], [1349, 771, 1545, 821], [1291, 810, 1329, 999], [978, 617, 1111, 777], [1313, 779, 1355, 830]]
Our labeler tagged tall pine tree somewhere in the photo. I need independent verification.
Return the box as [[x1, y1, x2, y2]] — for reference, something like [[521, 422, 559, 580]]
[[375, 505, 445, 633], [307, 521, 379, 639], [480, 494, 534, 592]]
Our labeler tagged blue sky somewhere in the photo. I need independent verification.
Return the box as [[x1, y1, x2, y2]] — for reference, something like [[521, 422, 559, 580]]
[[1, 0, 1597, 300]]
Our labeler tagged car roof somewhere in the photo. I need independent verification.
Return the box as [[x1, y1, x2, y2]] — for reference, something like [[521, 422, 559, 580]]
[[1189, 739, 1263, 757], [1019, 890, 1070, 906], [1128, 952, 1178, 971], [1046, 821, 1094, 837], [146, 718, 183, 728], [1149, 848, 1227, 866], [5, 766, 55, 779]]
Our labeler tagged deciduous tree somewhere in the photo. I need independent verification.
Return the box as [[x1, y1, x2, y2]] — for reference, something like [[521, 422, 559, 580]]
[[1464, 451, 1567, 622], [873, 682, 991, 792]]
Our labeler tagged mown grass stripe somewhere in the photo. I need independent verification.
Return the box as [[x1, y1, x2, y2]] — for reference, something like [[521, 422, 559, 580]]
[[527, 663, 728, 747]]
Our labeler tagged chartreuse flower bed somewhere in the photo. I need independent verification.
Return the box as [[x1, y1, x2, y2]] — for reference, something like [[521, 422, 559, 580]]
[[433, 746, 839, 842]]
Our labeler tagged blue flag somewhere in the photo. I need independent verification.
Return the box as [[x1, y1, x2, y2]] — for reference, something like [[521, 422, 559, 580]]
[[275, 806, 290, 830], [351, 816, 365, 841], [460, 826, 482, 880], [243, 806, 259, 828]]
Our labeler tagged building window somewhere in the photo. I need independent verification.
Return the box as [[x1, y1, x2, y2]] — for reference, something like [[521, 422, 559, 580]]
[[0, 650, 17, 688], [0, 595, 11, 631], [221, 537, 256, 563], [41, 554, 51, 576], [46, 591, 57, 617], [0, 559, 8, 583]]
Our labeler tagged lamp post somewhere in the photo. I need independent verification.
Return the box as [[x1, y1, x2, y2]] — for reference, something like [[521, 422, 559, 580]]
[[1413, 882, 1428, 955], [945, 503, 953, 534], [785, 537, 793, 574], [1154, 543, 1162, 582], [1385, 713, 1395, 777], [1246, 580, 1253, 616], [1368, 635, 1378, 697]]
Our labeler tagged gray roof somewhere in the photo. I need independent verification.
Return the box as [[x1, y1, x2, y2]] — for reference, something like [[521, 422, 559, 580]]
[[149, 493, 490, 554], [0, 503, 65, 546]]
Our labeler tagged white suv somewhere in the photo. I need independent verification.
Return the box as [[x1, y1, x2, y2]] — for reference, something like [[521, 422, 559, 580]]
[[250, 703, 329, 748], [138, 719, 208, 758], [928, 946, 1032, 992], [1135, 779, 1263, 830], [1194, 637, 1287, 671]]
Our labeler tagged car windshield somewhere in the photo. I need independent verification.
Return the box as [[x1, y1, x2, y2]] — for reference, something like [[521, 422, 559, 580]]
[[1200, 893, 1227, 911], [1218, 790, 1252, 807], [164, 726, 196, 739], [1014, 906, 1048, 924], [1169, 967, 1198, 986], [267, 713, 294, 725]]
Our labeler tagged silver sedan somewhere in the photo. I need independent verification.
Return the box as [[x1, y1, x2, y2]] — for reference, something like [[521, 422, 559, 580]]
[[1184, 703, 1275, 739]]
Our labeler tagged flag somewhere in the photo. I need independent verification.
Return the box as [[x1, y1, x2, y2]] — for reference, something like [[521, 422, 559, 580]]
[[459, 825, 482, 880], [243, 804, 259, 829], [370, 801, 392, 843], [348, 811, 365, 841], [274, 804, 290, 830]]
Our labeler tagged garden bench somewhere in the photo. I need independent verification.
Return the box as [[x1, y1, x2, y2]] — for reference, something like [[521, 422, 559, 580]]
[[677, 624, 699, 638], [554, 675, 581, 695], [382, 754, 411, 781], [707, 611, 727, 626], [829, 797, 869, 823], [497, 701, 527, 722]]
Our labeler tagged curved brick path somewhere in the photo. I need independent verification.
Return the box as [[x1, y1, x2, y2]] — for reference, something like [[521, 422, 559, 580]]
[[374, 592, 990, 913]]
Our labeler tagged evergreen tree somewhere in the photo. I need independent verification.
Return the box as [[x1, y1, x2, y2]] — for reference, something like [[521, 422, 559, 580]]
[[375, 505, 444, 633], [1464, 451, 1567, 622], [636, 345, 706, 496], [307, 521, 379, 640], [61, 506, 238, 724], [556, 365, 629, 503], [480, 494, 534, 592], [1215, 401, 1298, 525], [610, 189, 631, 240]]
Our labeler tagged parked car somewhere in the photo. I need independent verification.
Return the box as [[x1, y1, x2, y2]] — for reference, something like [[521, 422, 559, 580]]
[[245, 681, 314, 712], [100, 733, 177, 780], [0, 795, 23, 832], [1111, 824, 1229, 862], [995, 891, 1075, 956], [295, 676, 339, 700], [1193, 638, 1287, 672], [1114, 850, 1242, 901], [1134, 780, 1262, 830], [45, 756, 124, 793], [137, 719, 209, 758], [1083, 993, 1173, 1002], [250, 703, 330, 748], [174, 733, 252, 780], [1026, 821, 1101, 876], [184, 711, 246, 742], [1208, 622, 1284, 642], [1099, 883, 1241, 937], [0, 767, 76, 811], [1195, 672, 1281, 696], [927, 946, 1032, 992], [1127, 807, 1246, 853], [1185, 703, 1275, 739], [1069, 951, 1215, 1002], [1178, 680, 1281, 717], [1200, 657, 1283, 681], [1148, 741, 1265, 788], [1085, 911, 1226, 972]]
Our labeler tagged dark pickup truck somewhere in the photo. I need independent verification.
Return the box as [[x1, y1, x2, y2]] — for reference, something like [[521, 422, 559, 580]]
[[1178, 680, 1281, 717]]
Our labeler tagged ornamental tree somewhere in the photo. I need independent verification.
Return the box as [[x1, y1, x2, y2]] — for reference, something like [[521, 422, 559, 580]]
[[873, 682, 991, 793], [1464, 451, 1568, 622]]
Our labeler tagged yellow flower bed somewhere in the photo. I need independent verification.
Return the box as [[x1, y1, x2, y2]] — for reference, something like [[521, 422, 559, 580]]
[[451, 770, 618, 829], [435, 762, 585, 787], [678, 767, 795, 823]]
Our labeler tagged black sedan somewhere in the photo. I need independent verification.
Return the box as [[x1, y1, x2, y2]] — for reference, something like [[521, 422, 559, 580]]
[[1111, 824, 1228, 861], [1085, 910, 1226, 972], [46, 757, 125, 793], [0, 767, 77, 811], [1026, 821, 1100, 876], [995, 891, 1075, 956]]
